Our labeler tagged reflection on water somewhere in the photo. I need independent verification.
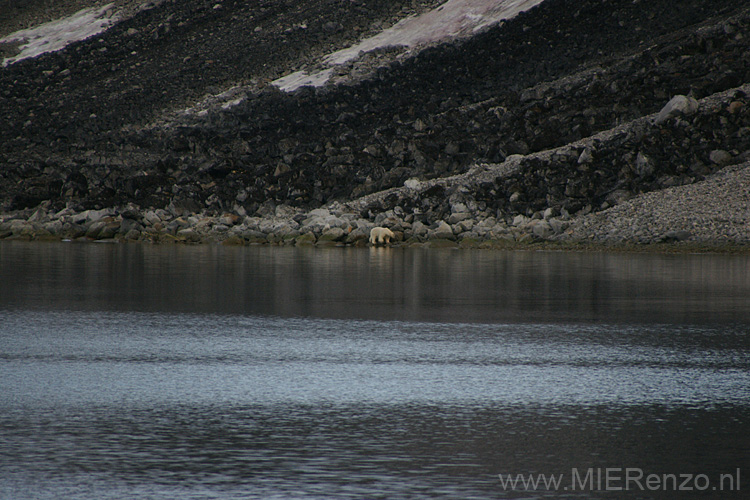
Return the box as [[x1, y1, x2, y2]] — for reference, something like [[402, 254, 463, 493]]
[[1, 241, 750, 323], [0, 242, 748, 499]]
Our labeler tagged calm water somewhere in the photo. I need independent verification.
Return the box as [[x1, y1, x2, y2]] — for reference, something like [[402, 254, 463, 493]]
[[0, 242, 748, 499]]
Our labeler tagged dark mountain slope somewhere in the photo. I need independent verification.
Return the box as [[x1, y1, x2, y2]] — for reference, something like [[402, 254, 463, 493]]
[[1, 0, 748, 217], [1, 0, 440, 153], [147, 0, 750, 213]]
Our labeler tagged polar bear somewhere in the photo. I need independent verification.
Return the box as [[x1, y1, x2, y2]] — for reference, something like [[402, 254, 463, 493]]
[[369, 226, 395, 245]]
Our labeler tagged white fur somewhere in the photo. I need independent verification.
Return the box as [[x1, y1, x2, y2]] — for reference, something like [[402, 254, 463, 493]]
[[369, 227, 395, 245]]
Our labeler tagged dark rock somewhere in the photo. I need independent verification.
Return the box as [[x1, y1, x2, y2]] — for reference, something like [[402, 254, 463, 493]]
[[662, 230, 692, 242], [295, 232, 317, 246], [318, 227, 346, 242]]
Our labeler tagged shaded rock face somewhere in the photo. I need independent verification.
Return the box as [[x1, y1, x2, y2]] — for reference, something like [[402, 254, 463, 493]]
[[0, 0, 749, 225], [478, 90, 750, 218], [344, 83, 750, 244]]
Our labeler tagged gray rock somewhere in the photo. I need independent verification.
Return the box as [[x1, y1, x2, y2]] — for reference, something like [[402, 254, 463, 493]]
[[278, 231, 300, 245], [300, 212, 345, 233], [85, 220, 108, 238], [456, 219, 474, 233], [429, 221, 455, 240], [255, 200, 276, 217], [273, 222, 301, 237], [662, 230, 692, 242], [256, 219, 278, 234], [43, 220, 63, 235], [218, 214, 241, 226], [448, 212, 471, 224], [124, 229, 142, 240], [255, 219, 276, 234], [9, 219, 32, 236], [353, 219, 374, 232], [62, 222, 87, 239], [548, 219, 569, 235], [578, 148, 594, 164], [709, 150, 733, 165], [154, 209, 171, 221], [307, 208, 330, 218], [345, 227, 369, 244], [239, 229, 268, 243], [143, 210, 162, 226], [233, 205, 246, 219], [88, 208, 115, 222], [373, 212, 392, 225], [473, 218, 496, 235], [512, 214, 530, 227], [28, 208, 49, 223], [532, 220, 553, 239], [268, 228, 299, 245], [69, 211, 90, 225], [404, 178, 421, 190], [457, 230, 481, 241], [411, 220, 428, 237], [53, 208, 76, 219], [655, 95, 699, 124], [120, 218, 142, 235], [98, 221, 121, 239], [318, 227, 346, 242], [169, 197, 201, 216], [295, 232, 317, 246], [274, 204, 299, 218], [235, 190, 249, 203], [450, 202, 469, 214], [636, 152, 655, 177], [324, 216, 348, 229]]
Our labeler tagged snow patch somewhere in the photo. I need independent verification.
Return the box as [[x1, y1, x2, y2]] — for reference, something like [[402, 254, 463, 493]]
[[180, 0, 545, 116], [274, 0, 545, 92], [272, 68, 336, 95], [1, 4, 118, 66]]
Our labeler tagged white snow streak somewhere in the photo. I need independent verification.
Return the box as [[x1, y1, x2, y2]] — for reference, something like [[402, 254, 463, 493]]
[[1, 4, 117, 66], [273, 0, 545, 92]]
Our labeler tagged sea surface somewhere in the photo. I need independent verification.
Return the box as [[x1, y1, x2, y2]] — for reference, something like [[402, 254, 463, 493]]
[[1, 241, 748, 499]]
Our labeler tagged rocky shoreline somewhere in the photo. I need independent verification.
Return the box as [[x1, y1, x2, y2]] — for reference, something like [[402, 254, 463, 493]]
[[2, 81, 749, 252], [2, 93, 748, 253], [1, 0, 749, 252], [3, 181, 748, 252]]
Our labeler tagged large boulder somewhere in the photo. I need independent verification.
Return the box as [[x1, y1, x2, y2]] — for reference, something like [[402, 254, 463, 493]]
[[654, 95, 699, 125]]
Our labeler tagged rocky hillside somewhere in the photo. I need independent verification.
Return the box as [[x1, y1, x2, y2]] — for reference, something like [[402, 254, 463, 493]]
[[1, 0, 749, 246]]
